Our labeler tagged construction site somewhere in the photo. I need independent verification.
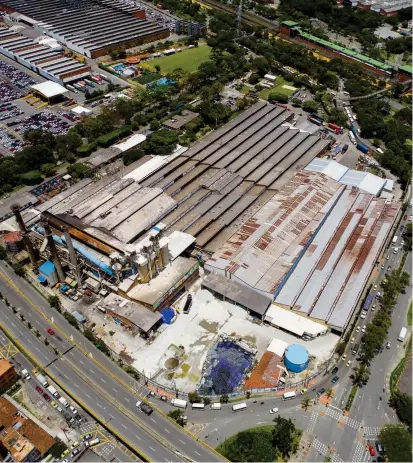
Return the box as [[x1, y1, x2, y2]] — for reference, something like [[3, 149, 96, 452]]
[[1, 101, 400, 393]]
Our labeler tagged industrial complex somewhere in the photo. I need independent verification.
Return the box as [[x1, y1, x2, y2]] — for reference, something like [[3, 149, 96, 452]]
[[1, 100, 401, 393], [1, 0, 169, 58]]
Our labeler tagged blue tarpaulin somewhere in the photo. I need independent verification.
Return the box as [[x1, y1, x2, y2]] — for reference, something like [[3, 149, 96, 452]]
[[160, 307, 175, 325]]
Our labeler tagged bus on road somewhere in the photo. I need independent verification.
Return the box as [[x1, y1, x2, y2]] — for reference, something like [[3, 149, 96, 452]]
[[171, 398, 187, 409], [282, 391, 296, 400], [232, 403, 247, 412]]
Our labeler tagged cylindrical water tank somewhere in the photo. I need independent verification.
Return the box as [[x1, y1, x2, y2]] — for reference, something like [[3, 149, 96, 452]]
[[159, 237, 170, 268], [284, 344, 309, 373]]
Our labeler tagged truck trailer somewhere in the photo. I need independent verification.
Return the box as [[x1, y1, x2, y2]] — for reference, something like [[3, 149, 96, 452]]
[[171, 398, 187, 409], [35, 373, 49, 387], [356, 142, 369, 154], [398, 327, 407, 342]]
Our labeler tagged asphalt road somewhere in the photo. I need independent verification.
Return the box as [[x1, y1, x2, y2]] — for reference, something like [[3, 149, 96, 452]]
[[0, 262, 223, 462]]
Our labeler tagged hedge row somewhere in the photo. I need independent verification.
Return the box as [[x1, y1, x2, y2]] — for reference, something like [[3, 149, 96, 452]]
[[97, 125, 132, 148], [76, 142, 97, 157]]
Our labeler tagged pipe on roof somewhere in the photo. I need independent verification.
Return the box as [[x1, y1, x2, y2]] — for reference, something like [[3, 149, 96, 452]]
[[34, 225, 114, 277]]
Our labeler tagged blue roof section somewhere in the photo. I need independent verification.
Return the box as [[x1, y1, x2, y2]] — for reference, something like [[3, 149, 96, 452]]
[[37, 275, 47, 283], [38, 260, 55, 276], [285, 344, 309, 364], [72, 311, 86, 323]]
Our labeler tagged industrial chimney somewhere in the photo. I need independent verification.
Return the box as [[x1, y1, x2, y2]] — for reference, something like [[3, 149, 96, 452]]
[[10, 204, 37, 264], [62, 226, 82, 285], [41, 217, 65, 283]]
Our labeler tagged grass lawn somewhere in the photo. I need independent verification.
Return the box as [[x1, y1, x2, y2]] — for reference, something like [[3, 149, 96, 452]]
[[142, 45, 212, 74], [408, 301, 412, 326], [135, 71, 160, 85], [259, 76, 297, 100]]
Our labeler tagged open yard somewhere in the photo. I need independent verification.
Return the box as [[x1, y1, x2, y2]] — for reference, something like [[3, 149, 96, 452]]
[[259, 75, 297, 100], [142, 45, 212, 74]]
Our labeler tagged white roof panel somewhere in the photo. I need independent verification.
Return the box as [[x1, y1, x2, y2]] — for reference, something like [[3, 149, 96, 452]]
[[30, 81, 68, 98], [267, 338, 289, 356], [264, 304, 328, 337], [113, 134, 146, 153], [358, 173, 386, 195], [167, 230, 196, 261], [322, 160, 348, 181]]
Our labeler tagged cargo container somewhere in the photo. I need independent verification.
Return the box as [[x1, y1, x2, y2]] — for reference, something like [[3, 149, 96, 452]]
[[356, 142, 369, 154], [232, 403, 247, 412], [328, 122, 340, 131], [349, 131, 356, 144], [210, 403, 222, 410], [363, 294, 373, 311]]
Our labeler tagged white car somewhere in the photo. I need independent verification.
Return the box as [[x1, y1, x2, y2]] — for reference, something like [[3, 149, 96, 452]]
[[69, 406, 78, 415], [351, 337, 355, 343], [346, 360, 352, 367], [386, 341, 391, 349], [409, 216, 412, 221], [386, 255, 390, 260], [360, 312, 366, 319], [373, 285, 378, 290], [356, 326, 360, 333], [361, 325, 366, 333], [269, 407, 279, 414], [342, 353, 347, 360], [371, 305, 376, 311]]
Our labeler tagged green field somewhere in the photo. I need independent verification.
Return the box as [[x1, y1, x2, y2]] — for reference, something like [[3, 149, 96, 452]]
[[142, 45, 212, 74], [259, 76, 297, 100]]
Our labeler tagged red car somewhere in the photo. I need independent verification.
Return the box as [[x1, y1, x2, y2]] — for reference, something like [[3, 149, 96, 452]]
[[368, 445, 376, 456], [43, 393, 51, 401], [404, 214, 408, 220], [46, 328, 55, 335], [36, 386, 43, 394]]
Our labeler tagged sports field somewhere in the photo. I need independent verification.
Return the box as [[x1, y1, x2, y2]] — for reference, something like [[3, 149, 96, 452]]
[[142, 45, 212, 74], [258, 76, 297, 100]]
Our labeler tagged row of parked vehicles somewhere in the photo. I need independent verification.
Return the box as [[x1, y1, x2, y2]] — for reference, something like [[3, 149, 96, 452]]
[[66, 74, 111, 93]]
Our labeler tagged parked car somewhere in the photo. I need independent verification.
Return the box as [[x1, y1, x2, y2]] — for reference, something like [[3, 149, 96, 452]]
[[269, 407, 279, 414], [368, 445, 376, 456], [35, 386, 43, 394], [43, 393, 51, 401], [316, 388, 325, 397], [386, 341, 391, 349], [331, 367, 338, 375], [82, 434, 93, 441], [331, 376, 339, 384]]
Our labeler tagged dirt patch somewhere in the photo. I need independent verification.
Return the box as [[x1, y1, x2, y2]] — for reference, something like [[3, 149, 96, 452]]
[[120, 350, 134, 364], [198, 319, 219, 333], [175, 363, 191, 378]]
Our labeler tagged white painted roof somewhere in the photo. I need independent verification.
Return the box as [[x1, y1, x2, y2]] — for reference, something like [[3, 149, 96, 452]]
[[264, 304, 328, 337], [384, 178, 394, 191], [167, 230, 196, 261], [71, 105, 92, 115], [267, 338, 289, 357], [30, 81, 68, 98], [113, 133, 146, 152]]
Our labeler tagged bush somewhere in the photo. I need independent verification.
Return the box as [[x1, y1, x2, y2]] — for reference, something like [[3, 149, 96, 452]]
[[268, 93, 288, 104], [335, 341, 346, 356], [67, 163, 92, 179], [302, 100, 319, 113], [76, 142, 97, 157], [123, 149, 145, 166], [19, 170, 42, 185], [97, 125, 132, 148], [188, 391, 201, 403]]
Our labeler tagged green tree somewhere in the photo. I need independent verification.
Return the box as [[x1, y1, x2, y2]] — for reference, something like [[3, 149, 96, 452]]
[[325, 388, 333, 399], [352, 364, 370, 386], [146, 129, 180, 155], [302, 100, 319, 113], [335, 341, 346, 356], [40, 163, 57, 177], [301, 396, 311, 410], [220, 394, 229, 403], [379, 424, 412, 462], [390, 391, 412, 429], [12, 263, 26, 277], [268, 92, 288, 104], [168, 408, 185, 426], [188, 391, 201, 403], [272, 416, 299, 458], [123, 149, 145, 166], [48, 295, 61, 311], [0, 245, 6, 260]]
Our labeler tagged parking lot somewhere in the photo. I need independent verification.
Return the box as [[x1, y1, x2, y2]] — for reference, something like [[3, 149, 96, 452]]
[[0, 60, 37, 90]]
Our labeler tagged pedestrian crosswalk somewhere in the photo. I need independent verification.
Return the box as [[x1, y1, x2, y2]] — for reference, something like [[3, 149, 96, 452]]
[[311, 438, 343, 462], [325, 407, 342, 420], [95, 442, 116, 459], [364, 426, 381, 436], [346, 417, 361, 430], [351, 441, 369, 462], [79, 422, 96, 434], [307, 410, 318, 434]]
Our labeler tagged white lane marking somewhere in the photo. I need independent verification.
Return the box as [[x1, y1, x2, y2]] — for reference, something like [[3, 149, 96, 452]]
[[109, 414, 115, 419], [27, 339, 32, 344], [11, 322, 15, 327], [135, 435, 142, 440], [73, 383, 79, 388], [101, 378, 106, 383], [90, 369, 95, 374], [150, 447, 155, 452], [79, 360, 84, 365], [124, 398, 130, 402], [179, 440, 185, 444], [85, 393, 91, 399], [35, 347, 40, 352], [113, 388, 118, 392], [151, 418, 156, 423], [121, 423, 127, 429], [195, 451, 201, 456], [96, 403, 102, 408], [164, 428, 170, 434]]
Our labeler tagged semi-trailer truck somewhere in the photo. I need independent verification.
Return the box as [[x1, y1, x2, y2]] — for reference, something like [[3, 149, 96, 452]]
[[171, 398, 187, 409], [356, 142, 369, 154], [47, 385, 60, 398]]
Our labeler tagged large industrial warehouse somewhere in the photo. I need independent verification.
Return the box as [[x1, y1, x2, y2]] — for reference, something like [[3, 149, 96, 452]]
[[206, 171, 399, 332], [1, 0, 169, 58], [0, 27, 91, 84]]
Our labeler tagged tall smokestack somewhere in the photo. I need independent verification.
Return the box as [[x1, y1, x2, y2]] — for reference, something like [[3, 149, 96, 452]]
[[42, 218, 65, 283], [11, 204, 37, 264], [62, 226, 82, 284]]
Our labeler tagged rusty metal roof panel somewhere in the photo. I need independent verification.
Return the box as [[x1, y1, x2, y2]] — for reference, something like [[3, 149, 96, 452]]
[[309, 197, 387, 322], [328, 201, 399, 329], [205, 171, 342, 296], [275, 187, 359, 307]]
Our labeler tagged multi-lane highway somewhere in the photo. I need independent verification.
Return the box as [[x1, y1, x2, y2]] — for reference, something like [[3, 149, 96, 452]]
[[0, 261, 224, 462]]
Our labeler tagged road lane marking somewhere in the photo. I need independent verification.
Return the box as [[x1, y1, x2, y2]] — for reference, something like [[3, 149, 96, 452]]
[[164, 428, 170, 434], [96, 403, 102, 408], [112, 388, 118, 392], [150, 447, 155, 452], [151, 418, 156, 423], [195, 451, 201, 456], [135, 435, 141, 440], [85, 393, 91, 398], [90, 369, 95, 374], [179, 440, 185, 444], [101, 378, 106, 383], [121, 423, 127, 429], [79, 360, 84, 365]]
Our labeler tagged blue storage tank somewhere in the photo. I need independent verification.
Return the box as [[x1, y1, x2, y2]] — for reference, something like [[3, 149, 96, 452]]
[[284, 344, 309, 373]]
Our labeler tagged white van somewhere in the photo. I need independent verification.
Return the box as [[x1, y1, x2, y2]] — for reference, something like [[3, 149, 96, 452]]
[[191, 403, 205, 410], [210, 403, 222, 410], [232, 403, 247, 412], [171, 398, 187, 409], [393, 247, 399, 254]]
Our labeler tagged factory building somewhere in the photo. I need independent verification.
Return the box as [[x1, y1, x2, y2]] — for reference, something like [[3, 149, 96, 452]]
[[206, 170, 399, 333], [0, 27, 91, 85], [1, 0, 169, 58]]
